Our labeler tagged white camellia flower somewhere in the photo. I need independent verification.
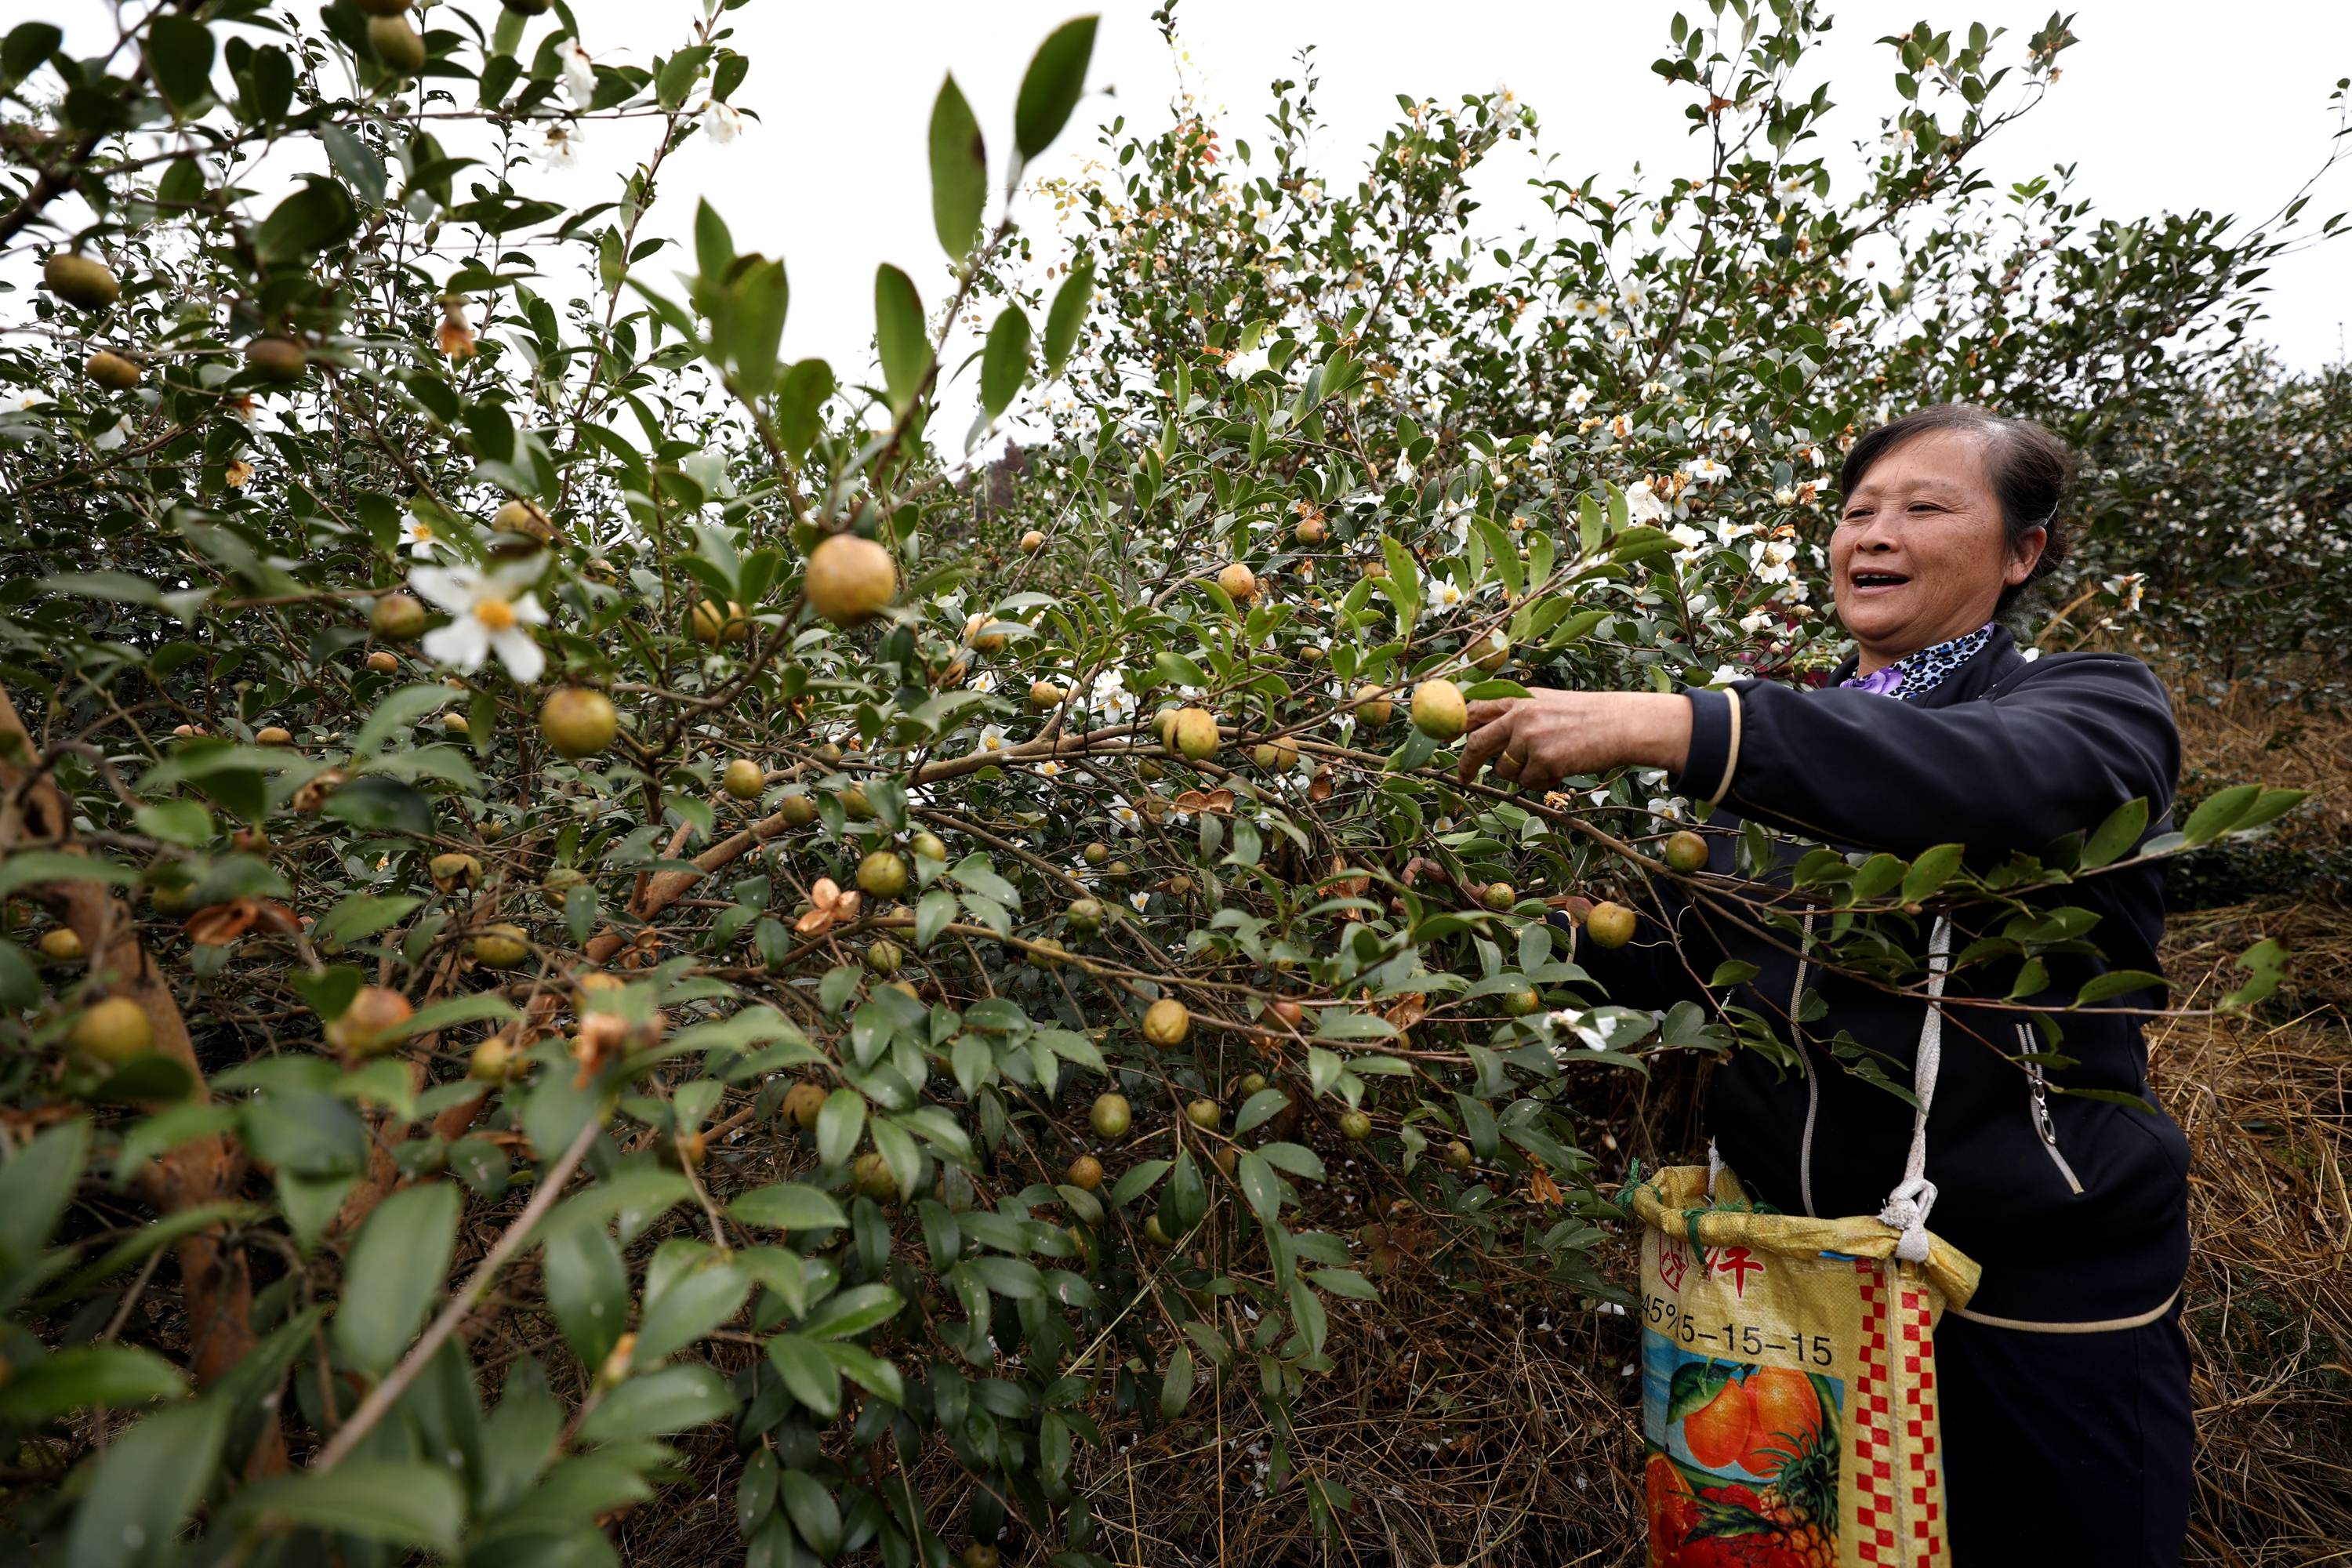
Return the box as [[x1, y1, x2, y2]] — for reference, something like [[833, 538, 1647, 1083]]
[[972, 724, 1010, 757], [401, 517, 447, 558], [1127, 891, 1149, 913], [1624, 479, 1670, 525], [1563, 385, 1595, 412], [1668, 522, 1710, 567], [1684, 456, 1730, 485], [1395, 452, 1415, 484], [1225, 345, 1271, 379], [540, 123, 582, 169], [413, 560, 548, 682], [700, 100, 743, 143], [561, 43, 596, 103], [1739, 610, 1777, 633], [1105, 796, 1142, 833], [1707, 663, 1744, 688]]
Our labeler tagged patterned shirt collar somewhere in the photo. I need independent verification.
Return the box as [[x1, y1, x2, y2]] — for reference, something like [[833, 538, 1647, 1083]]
[[1839, 622, 1996, 702]]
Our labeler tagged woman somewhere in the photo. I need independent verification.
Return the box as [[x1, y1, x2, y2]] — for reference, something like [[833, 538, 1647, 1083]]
[[1460, 404, 2192, 1566]]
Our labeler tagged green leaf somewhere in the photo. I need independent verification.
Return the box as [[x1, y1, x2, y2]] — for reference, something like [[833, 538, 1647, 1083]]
[[3, 23, 64, 84], [1159, 1342, 1194, 1420], [252, 176, 355, 268], [579, 1363, 733, 1442], [320, 774, 434, 836], [927, 73, 987, 256], [633, 1261, 750, 1368], [234, 1460, 465, 1552], [0, 1346, 184, 1424], [2230, 787, 2310, 836], [1899, 842, 1965, 905], [2079, 796, 2149, 869], [775, 358, 834, 456], [318, 122, 386, 205], [2220, 936, 2291, 1011], [873, 263, 930, 415], [779, 1469, 844, 1559], [147, 16, 214, 114], [815, 1087, 865, 1170], [980, 304, 1033, 421], [313, 893, 423, 946], [764, 1333, 841, 1418], [2072, 968, 2169, 1006], [333, 1181, 459, 1378], [542, 1219, 626, 1371], [797, 1282, 902, 1340], [1235, 1149, 1283, 1222], [65, 1396, 229, 1568], [1013, 16, 1098, 160], [693, 197, 735, 284], [1308, 1267, 1380, 1301], [0, 1117, 89, 1267], [2182, 783, 2263, 847], [729, 1182, 848, 1232], [0, 850, 136, 899], [1044, 256, 1093, 379]]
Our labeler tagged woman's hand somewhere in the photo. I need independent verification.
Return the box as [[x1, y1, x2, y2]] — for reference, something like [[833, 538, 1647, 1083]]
[[1456, 689, 1694, 793]]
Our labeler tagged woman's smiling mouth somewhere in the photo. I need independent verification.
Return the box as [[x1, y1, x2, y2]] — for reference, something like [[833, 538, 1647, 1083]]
[[1849, 569, 1911, 594]]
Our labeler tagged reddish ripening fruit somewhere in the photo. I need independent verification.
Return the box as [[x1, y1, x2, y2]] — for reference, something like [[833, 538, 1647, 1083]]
[[327, 985, 413, 1057]]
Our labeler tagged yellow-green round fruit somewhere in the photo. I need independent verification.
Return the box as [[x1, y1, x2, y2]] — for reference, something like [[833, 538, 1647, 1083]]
[[492, 498, 553, 539], [368, 14, 425, 72], [442, 713, 470, 735], [38, 927, 85, 962], [910, 830, 947, 862], [1019, 529, 1045, 554], [255, 725, 293, 747], [852, 1151, 898, 1201], [722, 758, 766, 799], [1136, 758, 1163, 782], [964, 614, 1009, 655], [1089, 1092, 1131, 1139], [1168, 707, 1219, 762], [779, 793, 818, 828], [1066, 1155, 1105, 1192], [1501, 986, 1541, 1017], [1144, 1214, 1174, 1247], [838, 784, 874, 821], [71, 996, 153, 1064], [1295, 516, 1327, 545], [1027, 938, 1065, 970], [1338, 1109, 1373, 1142], [1185, 1098, 1221, 1131], [540, 687, 618, 758], [856, 850, 909, 898], [430, 851, 481, 891], [813, 742, 845, 766], [1065, 897, 1105, 934], [244, 336, 307, 382], [1443, 1138, 1475, 1171], [1410, 678, 1468, 741], [471, 924, 531, 969], [1142, 997, 1191, 1047], [1352, 685, 1392, 728], [960, 1546, 1001, 1568], [1029, 679, 1063, 710], [865, 938, 903, 975], [804, 534, 898, 626], [371, 591, 427, 640], [43, 253, 120, 310], [1238, 1071, 1270, 1098], [1584, 901, 1637, 949], [1483, 881, 1515, 913], [326, 985, 412, 1056], [86, 350, 141, 390], [690, 597, 750, 644], [542, 866, 586, 900], [1082, 841, 1110, 867], [1663, 830, 1709, 873], [468, 1033, 522, 1082], [365, 649, 399, 673], [1218, 561, 1258, 602], [1254, 736, 1299, 772], [1472, 630, 1511, 672], [782, 1080, 828, 1131]]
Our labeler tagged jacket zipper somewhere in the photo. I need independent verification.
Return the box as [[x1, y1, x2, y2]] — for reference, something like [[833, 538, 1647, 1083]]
[[2016, 1023, 2085, 1195]]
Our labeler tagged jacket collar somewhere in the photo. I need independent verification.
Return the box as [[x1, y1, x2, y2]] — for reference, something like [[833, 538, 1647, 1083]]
[[1826, 623, 2024, 708]]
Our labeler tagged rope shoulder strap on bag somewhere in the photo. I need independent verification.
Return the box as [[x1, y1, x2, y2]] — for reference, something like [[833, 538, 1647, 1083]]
[[1878, 914, 1952, 1262]]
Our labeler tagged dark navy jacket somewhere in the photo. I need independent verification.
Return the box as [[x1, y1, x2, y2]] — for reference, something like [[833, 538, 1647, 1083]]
[[1574, 626, 2190, 1322]]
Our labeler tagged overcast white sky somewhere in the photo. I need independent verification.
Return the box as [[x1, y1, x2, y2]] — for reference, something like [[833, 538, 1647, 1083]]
[[38, 1, 2352, 439]]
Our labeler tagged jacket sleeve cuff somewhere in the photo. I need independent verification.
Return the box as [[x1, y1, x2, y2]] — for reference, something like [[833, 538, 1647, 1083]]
[[1671, 687, 1743, 807]]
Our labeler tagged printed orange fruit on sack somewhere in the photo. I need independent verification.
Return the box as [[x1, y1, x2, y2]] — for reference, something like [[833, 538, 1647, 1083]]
[[1738, 1367, 1824, 1473], [1681, 1376, 1752, 1469], [1643, 1452, 1697, 1560]]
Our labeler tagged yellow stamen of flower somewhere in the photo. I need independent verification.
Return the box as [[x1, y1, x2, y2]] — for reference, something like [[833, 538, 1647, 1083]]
[[474, 597, 518, 632]]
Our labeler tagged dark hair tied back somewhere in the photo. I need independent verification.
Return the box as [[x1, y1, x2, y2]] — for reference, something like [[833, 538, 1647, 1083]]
[[1838, 403, 2074, 615]]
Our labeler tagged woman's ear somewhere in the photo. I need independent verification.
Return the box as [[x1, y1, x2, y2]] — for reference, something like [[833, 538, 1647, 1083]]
[[2005, 524, 2049, 586]]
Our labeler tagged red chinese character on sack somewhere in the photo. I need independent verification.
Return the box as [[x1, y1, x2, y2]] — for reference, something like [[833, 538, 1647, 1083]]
[[1657, 1236, 1690, 1292], [1710, 1245, 1766, 1298]]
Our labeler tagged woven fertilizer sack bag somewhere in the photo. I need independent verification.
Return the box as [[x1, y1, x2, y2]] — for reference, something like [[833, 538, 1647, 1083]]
[[1629, 918, 1984, 1568]]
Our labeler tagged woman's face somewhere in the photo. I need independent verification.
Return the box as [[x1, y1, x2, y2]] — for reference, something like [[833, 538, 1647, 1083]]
[[1831, 429, 2045, 671]]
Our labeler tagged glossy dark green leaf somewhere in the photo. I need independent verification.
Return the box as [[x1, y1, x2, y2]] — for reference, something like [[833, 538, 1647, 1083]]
[[1013, 16, 1098, 159], [927, 74, 986, 257], [334, 1181, 459, 1378]]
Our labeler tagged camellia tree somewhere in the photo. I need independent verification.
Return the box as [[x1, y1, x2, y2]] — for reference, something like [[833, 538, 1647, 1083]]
[[0, 1, 2330, 1563]]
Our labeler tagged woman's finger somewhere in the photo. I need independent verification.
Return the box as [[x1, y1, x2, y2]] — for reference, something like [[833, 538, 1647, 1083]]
[[1457, 705, 1520, 783]]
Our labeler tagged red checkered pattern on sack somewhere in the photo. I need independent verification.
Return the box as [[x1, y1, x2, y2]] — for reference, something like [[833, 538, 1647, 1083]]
[[1852, 1259, 1899, 1562], [1902, 1283, 1944, 1559]]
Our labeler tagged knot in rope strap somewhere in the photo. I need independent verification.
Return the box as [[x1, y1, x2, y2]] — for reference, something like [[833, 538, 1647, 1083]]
[[1878, 916, 1953, 1265]]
